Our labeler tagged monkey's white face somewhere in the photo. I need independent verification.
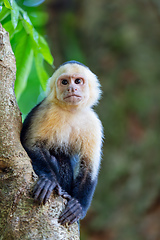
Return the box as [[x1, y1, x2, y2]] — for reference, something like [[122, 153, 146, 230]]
[[56, 73, 89, 105]]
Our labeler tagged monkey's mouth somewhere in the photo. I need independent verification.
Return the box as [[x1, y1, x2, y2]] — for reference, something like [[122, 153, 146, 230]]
[[64, 94, 81, 99], [64, 94, 82, 103]]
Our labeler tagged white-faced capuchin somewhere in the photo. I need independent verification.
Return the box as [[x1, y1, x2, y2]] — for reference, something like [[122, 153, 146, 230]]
[[20, 61, 103, 225]]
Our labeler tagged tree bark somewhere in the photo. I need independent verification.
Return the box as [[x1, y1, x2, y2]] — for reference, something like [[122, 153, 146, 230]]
[[0, 24, 79, 240]]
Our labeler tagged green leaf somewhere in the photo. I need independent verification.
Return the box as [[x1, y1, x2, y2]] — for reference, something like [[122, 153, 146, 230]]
[[19, 8, 53, 65], [23, 0, 45, 7], [2, 20, 14, 36], [19, 8, 33, 31], [11, 0, 19, 29], [35, 52, 49, 90], [14, 32, 33, 101], [22, 22, 53, 65], [3, 20, 23, 39], [0, 5, 10, 21], [3, 0, 12, 9], [29, 11, 48, 27], [38, 35, 53, 65], [17, 59, 43, 118]]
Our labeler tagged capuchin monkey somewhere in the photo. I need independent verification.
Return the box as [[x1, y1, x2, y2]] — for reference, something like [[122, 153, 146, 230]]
[[20, 61, 103, 225]]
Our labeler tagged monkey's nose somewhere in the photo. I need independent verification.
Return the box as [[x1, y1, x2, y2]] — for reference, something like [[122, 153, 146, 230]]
[[68, 86, 77, 92], [67, 87, 72, 92]]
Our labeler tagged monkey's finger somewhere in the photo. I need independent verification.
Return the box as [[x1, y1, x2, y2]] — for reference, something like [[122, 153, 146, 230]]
[[66, 200, 81, 212], [60, 189, 72, 200], [68, 209, 82, 225], [62, 193, 72, 200], [59, 207, 82, 225], [59, 199, 82, 224], [43, 182, 57, 204], [58, 211, 72, 225], [38, 180, 52, 204], [33, 178, 44, 194], [55, 184, 62, 196], [64, 198, 78, 210], [59, 199, 78, 219], [34, 179, 47, 200], [58, 209, 72, 224], [54, 183, 72, 200], [58, 202, 79, 223], [33, 176, 47, 194]]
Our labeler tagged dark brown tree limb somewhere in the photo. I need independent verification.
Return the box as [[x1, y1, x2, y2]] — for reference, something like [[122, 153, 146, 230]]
[[0, 24, 79, 240]]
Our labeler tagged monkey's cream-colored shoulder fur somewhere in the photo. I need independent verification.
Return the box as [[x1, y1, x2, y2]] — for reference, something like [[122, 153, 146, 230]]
[[80, 108, 103, 178], [25, 100, 103, 176]]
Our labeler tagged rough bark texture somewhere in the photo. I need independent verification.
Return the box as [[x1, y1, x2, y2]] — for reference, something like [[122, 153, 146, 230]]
[[0, 24, 79, 240]]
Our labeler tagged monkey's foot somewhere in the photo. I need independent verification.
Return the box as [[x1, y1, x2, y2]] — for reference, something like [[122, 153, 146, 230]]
[[58, 198, 82, 225]]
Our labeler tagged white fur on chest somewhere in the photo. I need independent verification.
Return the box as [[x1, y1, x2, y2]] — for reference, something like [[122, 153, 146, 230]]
[[41, 109, 87, 153]]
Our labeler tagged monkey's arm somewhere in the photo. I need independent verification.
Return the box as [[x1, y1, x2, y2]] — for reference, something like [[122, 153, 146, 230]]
[[24, 145, 64, 204], [58, 159, 98, 225], [20, 104, 70, 204], [24, 145, 71, 204]]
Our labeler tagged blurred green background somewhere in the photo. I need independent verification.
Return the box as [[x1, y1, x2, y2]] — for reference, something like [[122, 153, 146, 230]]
[[46, 1, 160, 239], [2, 0, 160, 239]]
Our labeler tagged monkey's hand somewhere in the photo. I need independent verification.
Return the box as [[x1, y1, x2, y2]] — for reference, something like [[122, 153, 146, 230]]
[[56, 187, 72, 201], [58, 198, 83, 225], [33, 175, 61, 205]]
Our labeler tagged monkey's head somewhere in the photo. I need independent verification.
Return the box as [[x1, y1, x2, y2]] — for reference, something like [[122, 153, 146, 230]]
[[47, 61, 101, 109]]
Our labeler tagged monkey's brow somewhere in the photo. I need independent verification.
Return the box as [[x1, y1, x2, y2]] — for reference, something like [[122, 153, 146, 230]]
[[59, 73, 85, 79]]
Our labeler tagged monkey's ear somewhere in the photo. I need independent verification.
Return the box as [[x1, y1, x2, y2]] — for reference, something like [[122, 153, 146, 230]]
[[87, 74, 102, 107], [46, 75, 57, 100], [46, 66, 64, 97], [46, 77, 53, 96]]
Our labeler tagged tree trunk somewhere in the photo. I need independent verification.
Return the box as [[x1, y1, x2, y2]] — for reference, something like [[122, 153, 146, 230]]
[[0, 24, 79, 240]]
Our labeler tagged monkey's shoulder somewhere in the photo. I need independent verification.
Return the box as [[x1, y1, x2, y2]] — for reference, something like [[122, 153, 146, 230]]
[[24, 101, 102, 150], [31, 101, 100, 134]]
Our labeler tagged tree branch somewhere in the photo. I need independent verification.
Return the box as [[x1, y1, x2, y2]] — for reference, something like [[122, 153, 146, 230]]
[[0, 24, 79, 240]]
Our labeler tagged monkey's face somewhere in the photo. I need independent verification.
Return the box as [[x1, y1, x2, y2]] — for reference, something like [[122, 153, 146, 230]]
[[56, 73, 89, 105], [47, 63, 101, 108]]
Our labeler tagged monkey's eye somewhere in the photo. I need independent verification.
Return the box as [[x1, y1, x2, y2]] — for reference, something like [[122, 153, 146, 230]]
[[75, 78, 82, 84], [61, 79, 68, 85]]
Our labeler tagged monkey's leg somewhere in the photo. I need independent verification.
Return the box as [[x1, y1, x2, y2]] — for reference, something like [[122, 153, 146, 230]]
[[58, 159, 98, 225]]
